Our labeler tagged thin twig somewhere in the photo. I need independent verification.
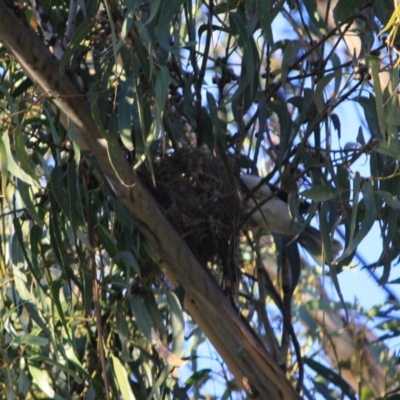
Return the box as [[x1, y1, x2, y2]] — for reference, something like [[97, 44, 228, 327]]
[[83, 169, 111, 400]]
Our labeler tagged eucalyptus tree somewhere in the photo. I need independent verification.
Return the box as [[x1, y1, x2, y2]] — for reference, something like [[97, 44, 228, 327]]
[[0, 1, 399, 399]]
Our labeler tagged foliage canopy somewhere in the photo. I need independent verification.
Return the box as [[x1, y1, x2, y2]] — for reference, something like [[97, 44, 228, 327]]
[[0, 0, 400, 399]]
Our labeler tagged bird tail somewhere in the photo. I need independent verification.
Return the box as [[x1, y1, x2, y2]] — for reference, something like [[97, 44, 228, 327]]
[[298, 226, 342, 260]]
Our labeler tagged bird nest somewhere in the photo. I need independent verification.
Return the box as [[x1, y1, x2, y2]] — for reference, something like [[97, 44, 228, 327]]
[[140, 148, 243, 282]]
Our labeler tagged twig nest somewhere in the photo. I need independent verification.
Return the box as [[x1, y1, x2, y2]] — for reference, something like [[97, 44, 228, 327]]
[[141, 148, 242, 274]]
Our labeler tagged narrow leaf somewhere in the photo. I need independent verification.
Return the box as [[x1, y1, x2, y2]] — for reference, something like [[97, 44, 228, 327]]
[[59, 20, 95, 75], [156, 0, 185, 50], [333, 0, 359, 22], [17, 180, 43, 227], [118, 76, 135, 151], [314, 72, 338, 114], [301, 186, 339, 201], [14, 334, 49, 347], [1, 132, 36, 185], [257, 0, 274, 44], [111, 354, 136, 400], [14, 124, 38, 180], [167, 291, 185, 355], [130, 292, 153, 341]]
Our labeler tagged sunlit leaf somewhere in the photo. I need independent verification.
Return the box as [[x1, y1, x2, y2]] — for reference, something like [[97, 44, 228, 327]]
[[111, 354, 136, 400], [13, 124, 38, 180], [1, 132, 36, 186], [14, 334, 49, 347], [118, 76, 135, 151]]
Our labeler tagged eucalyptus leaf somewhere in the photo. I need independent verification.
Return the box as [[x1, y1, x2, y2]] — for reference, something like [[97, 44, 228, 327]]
[[301, 186, 339, 201], [130, 292, 153, 342]]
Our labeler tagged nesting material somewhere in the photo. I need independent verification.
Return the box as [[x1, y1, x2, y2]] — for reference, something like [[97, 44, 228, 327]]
[[140, 148, 242, 277]]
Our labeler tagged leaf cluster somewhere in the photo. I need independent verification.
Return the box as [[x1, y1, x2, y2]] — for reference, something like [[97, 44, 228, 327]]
[[0, 0, 400, 399]]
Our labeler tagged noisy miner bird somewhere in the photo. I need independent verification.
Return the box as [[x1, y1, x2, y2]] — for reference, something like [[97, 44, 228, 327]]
[[240, 174, 342, 259]]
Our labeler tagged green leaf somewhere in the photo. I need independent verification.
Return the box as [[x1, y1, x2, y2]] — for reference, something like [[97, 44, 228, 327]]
[[349, 172, 361, 240], [118, 76, 135, 151], [1, 132, 36, 186], [130, 292, 153, 342], [156, 0, 185, 50], [167, 292, 185, 355], [30, 355, 84, 389], [59, 19, 96, 75], [257, 0, 274, 44], [14, 124, 38, 180], [49, 193, 70, 271], [330, 113, 341, 137], [30, 224, 42, 273], [147, 364, 173, 400], [155, 65, 169, 137], [121, 10, 134, 44], [206, 92, 218, 149], [314, 72, 339, 114], [373, 0, 395, 26], [254, 96, 267, 168], [147, 0, 162, 24], [111, 354, 136, 400], [155, 66, 169, 112], [67, 160, 84, 228], [0, 133, 8, 195], [375, 190, 400, 209], [336, 166, 351, 205], [281, 40, 302, 89], [114, 251, 140, 275], [143, 291, 166, 339], [319, 202, 337, 263], [11, 77, 33, 98], [358, 96, 381, 138], [303, 0, 328, 34], [28, 364, 58, 399], [301, 186, 339, 201], [17, 180, 43, 227], [0, 85, 17, 123], [205, 93, 236, 185], [229, 12, 254, 100], [213, 0, 237, 14], [50, 167, 70, 217], [356, 126, 365, 145], [96, 224, 118, 258], [333, 0, 359, 22], [11, 250, 48, 333], [13, 217, 43, 282], [304, 357, 357, 399], [94, 102, 130, 184], [185, 369, 212, 388], [14, 334, 49, 347], [368, 56, 386, 138], [50, 280, 71, 340], [338, 179, 377, 261], [107, 135, 130, 186], [269, 98, 293, 167], [375, 141, 399, 159]]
